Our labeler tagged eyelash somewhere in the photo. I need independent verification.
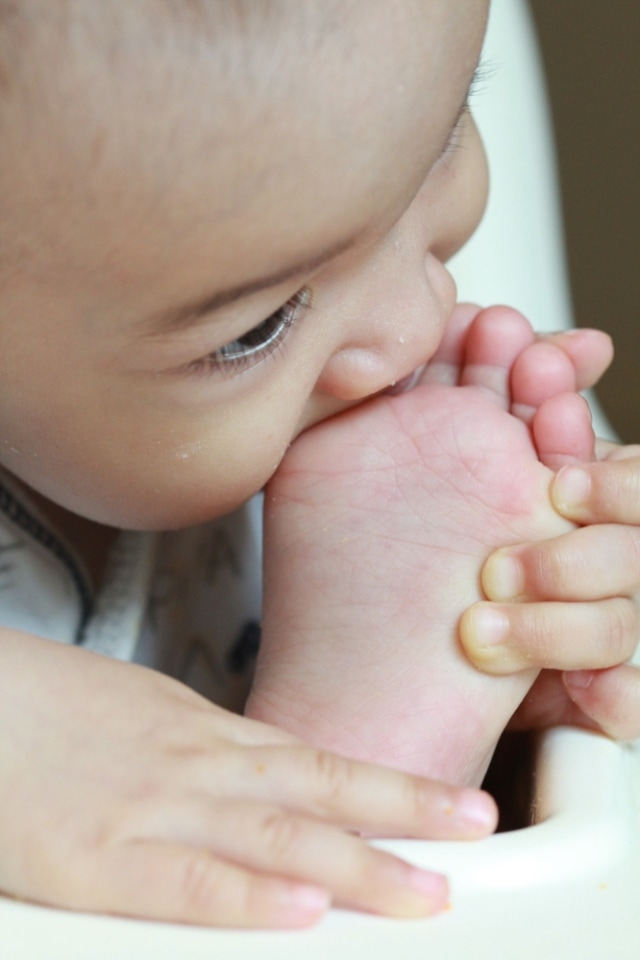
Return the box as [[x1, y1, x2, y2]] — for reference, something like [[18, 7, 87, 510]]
[[438, 104, 470, 163], [186, 286, 311, 377], [438, 58, 494, 165]]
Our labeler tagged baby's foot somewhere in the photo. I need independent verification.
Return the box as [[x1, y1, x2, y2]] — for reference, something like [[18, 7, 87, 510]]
[[246, 307, 595, 786], [419, 304, 597, 468], [422, 303, 607, 469]]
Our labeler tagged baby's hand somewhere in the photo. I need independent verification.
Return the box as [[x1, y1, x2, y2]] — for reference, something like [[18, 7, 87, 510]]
[[0, 630, 496, 928], [462, 438, 640, 740]]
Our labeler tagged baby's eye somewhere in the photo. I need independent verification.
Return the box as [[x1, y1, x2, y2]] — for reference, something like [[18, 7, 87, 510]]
[[187, 287, 311, 377]]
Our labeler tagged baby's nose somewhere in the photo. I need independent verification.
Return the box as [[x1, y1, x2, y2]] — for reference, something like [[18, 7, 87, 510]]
[[315, 335, 420, 402], [316, 256, 455, 402]]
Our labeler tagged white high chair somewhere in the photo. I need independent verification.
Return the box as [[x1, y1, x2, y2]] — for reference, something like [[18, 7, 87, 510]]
[[4, 2, 639, 957]]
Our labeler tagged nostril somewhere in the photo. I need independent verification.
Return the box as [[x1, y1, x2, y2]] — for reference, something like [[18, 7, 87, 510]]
[[386, 363, 426, 395]]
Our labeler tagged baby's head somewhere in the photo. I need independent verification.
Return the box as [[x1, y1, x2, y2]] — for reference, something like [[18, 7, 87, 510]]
[[0, 0, 488, 530]]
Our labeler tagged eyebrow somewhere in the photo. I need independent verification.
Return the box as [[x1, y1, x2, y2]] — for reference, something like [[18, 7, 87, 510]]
[[143, 230, 363, 336]]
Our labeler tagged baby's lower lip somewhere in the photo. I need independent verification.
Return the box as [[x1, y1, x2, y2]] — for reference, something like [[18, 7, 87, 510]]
[[386, 364, 426, 396]]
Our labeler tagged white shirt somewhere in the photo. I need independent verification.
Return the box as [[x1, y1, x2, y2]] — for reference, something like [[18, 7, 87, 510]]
[[0, 470, 262, 712]]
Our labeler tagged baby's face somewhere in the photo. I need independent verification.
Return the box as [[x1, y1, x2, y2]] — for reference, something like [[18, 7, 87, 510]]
[[0, 0, 488, 529]]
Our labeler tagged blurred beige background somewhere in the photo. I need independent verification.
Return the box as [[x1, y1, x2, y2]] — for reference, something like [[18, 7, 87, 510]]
[[530, 0, 640, 441]]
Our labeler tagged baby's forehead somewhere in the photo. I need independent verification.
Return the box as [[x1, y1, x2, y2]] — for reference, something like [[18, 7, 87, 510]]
[[0, 0, 379, 192], [0, 0, 348, 84], [0, 0, 471, 289], [1, 1, 457, 109], [0, 1, 331, 180], [1, 0, 451, 169]]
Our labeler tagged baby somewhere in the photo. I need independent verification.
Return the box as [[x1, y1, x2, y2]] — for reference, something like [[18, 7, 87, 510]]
[[1, 0, 639, 932]]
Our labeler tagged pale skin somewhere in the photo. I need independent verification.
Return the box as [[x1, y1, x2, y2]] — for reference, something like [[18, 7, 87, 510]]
[[0, 0, 640, 931]]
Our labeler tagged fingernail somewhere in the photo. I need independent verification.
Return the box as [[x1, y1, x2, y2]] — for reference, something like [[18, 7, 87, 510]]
[[564, 670, 594, 690], [397, 869, 449, 916], [460, 605, 527, 673], [553, 466, 590, 512], [483, 551, 524, 601], [382, 861, 450, 918], [465, 605, 510, 646], [455, 789, 499, 832], [283, 883, 331, 921]]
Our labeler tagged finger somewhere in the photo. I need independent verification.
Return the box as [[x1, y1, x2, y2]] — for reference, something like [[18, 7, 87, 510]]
[[537, 329, 613, 391], [598, 442, 640, 462], [212, 709, 304, 748], [563, 664, 640, 741], [150, 799, 449, 919], [595, 437, 622, 459], [77, 841, 331, 929], [198, 745, 497, 840], [481, 524, 640, 602], [460, 598, 639, 674], [552, 457, 640, 524], [507, 670, 599, 732]]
